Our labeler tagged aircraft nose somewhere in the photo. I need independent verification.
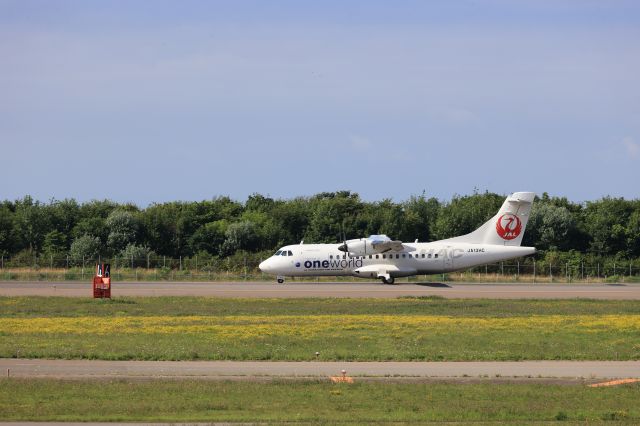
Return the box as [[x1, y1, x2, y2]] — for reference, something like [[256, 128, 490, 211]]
[[259, 258, 273, 273]]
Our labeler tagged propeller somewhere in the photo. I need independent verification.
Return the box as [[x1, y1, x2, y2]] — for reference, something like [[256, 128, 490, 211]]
[[337, 224, 348, 255]]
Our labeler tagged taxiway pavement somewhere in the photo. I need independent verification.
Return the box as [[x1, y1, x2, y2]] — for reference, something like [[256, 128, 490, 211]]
[[2, 359, 639, 380], [0, 281, 639, 299]]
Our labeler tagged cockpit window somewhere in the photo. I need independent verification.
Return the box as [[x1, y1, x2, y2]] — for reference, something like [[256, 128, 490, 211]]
[[274, 250, 282, 256], [287, 250, 293, 256]]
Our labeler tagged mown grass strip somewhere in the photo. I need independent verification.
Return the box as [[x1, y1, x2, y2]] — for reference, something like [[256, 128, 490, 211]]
[[0, 379, 638, 423], [1, 301, 639, 360], [3, 296, 640, 317]]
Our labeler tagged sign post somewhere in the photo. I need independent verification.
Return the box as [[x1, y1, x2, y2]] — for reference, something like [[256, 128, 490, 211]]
[[93, 263, 111, 298]]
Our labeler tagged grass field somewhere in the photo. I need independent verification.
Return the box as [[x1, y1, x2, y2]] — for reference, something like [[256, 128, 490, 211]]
[[3, 266, 640, 283], [1, 297, 639, 361], [0, 379, 638, 423]]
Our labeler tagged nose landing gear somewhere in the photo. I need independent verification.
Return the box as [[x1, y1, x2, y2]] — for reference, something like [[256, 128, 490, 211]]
[[276, 276, 285, 284]]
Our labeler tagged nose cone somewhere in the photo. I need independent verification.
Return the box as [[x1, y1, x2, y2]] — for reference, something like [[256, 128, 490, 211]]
[[259, 258, 273, 274]]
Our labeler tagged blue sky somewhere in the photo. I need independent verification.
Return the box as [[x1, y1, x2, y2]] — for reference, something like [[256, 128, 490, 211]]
[[1, 0, 639, 205]]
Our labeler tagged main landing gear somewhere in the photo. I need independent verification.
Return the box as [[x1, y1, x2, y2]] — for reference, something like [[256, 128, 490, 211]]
[[380, 276, 395, 285]]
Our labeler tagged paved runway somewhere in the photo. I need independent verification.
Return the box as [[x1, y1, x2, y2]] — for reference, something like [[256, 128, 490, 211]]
[[0, 281, 639, 299], [2, 359, 639, 380]]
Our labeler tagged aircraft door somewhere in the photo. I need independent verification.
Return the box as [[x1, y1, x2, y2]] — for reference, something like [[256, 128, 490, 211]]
[[444, 246, 453, 272]]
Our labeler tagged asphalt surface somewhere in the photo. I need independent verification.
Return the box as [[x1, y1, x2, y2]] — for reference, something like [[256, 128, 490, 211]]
[[0, 281, 639, 298], [2, 359, 639, 380]]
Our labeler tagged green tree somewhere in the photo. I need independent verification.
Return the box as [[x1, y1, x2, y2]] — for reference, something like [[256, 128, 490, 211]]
[[245, 193, 276, 212], [13, 195, 49, 252], [222, 221, 259, 255], [72, 217, 108, 243], [42, 230, 68, 255], [119, 243, 154, 267], [188, 220, 229, 255], [141, 203, 181, 257], [0, 206, 16, 256], [626, 207, 640, 257], [69, 235, 101, 265], [47, 198, 80, 238], [106, 210, 140, 253], [305, 191, 364, 243], [523, 203, 576, 251], [432, 192, 503, 240], [583, 197, 633, 256], [268, 198, 311, 246], [400, 194, 440, 242]]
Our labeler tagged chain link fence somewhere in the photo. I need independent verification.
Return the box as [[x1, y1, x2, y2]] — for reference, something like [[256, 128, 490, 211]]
[[1, 252, 640, 283], [0, 253, 267, 281]]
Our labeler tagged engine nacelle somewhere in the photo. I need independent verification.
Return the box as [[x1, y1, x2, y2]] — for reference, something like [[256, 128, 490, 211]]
[[337, 234, 401, 256]]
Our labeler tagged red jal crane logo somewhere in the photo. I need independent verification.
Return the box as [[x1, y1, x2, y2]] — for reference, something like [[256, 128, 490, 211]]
[[496, 214, 522, 240]]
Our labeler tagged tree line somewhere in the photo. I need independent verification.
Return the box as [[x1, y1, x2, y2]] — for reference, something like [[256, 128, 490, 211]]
[[1, 191, 639, 267]]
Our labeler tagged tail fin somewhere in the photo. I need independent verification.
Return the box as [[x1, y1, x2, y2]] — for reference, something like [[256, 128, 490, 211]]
[[442, 192, 535, 246]]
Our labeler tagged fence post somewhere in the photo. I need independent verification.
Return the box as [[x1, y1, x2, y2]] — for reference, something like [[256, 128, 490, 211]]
[[566, 262, 569, 282], [82, 255, 85, 280], [195, 255, 198, 273], [549, 263, 552, 282], [533, 259, 536, 283], [147, 253, 150, 270], [501, 262, 504, 276], [163, 256, 166, 268], [517, 261, 519, 278], [631, 262, 633, 277], [131, 254, 134, 269], [614, 262, 616, 276], [1, 255, 3, 269], [180, 256, 182, 271], [597, 263, 600, 278], [581, 262, 584, 281]]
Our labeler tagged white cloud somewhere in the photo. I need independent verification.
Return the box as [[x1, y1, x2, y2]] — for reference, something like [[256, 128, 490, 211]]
[[349, 135, 373, 150], [623, 136, 639, 158]]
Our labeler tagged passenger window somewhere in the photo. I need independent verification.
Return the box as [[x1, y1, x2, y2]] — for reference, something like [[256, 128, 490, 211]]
[[375, 255, 379, 259], [427, 254, 431, 258], [369, 255, 372, 259], [402, 254, 406, 258], [396, 254, 400, 259], [382, 255, 386, 259], [422, 254, 425, 258], [435, 254, 438, 258]]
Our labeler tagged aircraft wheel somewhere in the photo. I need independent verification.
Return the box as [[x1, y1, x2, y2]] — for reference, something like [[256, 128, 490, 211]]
[[381, 277, 395, 285], [277, 278, 284, 284]]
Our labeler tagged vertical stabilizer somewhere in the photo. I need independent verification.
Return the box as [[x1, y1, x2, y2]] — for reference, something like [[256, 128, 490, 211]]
[[441, 192, 535, 246]]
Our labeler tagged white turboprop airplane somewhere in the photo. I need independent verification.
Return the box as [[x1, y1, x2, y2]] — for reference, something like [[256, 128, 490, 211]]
[[259, 192, 536, 284]]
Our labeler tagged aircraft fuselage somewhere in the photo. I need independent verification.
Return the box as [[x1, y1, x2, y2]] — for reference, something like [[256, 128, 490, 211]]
[[259, 242, 535, 279]]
